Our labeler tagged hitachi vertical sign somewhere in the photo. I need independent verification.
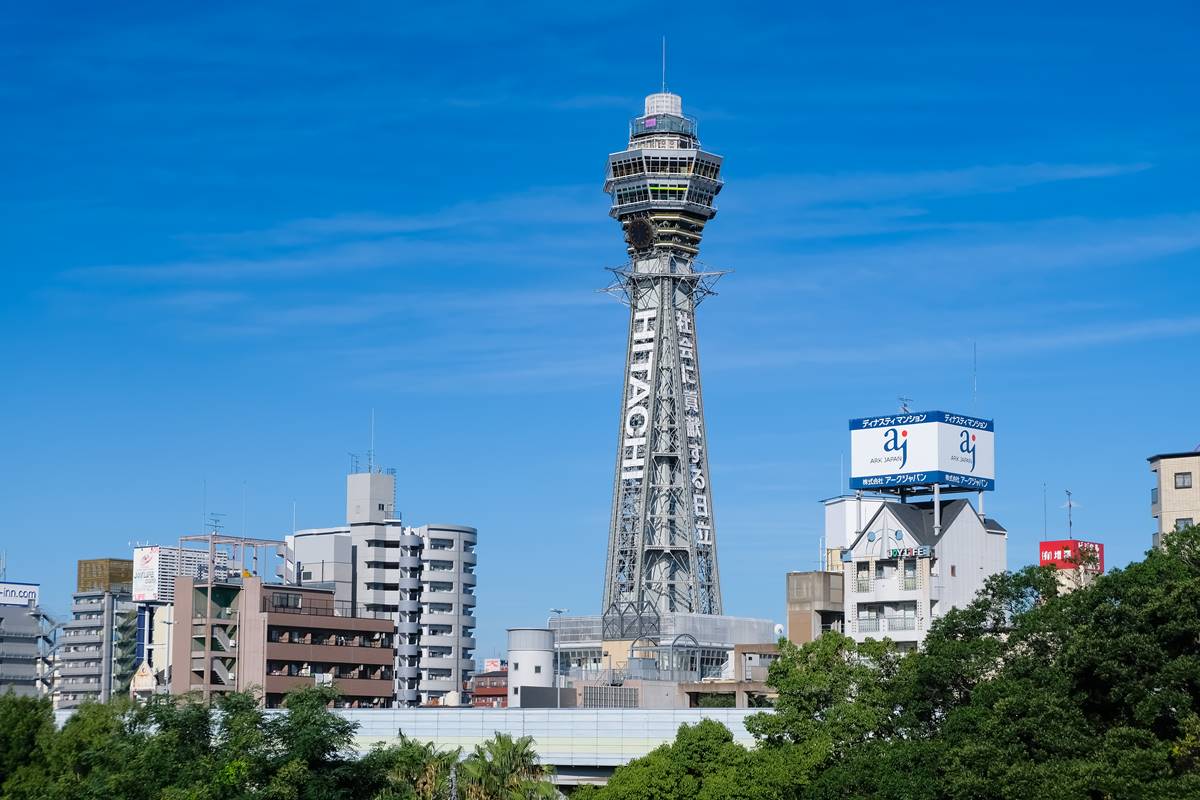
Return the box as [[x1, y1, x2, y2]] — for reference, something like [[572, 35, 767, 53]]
[[849, 411, 995, 490]]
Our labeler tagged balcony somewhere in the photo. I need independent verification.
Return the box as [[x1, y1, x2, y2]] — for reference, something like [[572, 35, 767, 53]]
[[59, 663, 101, 677], [885, 616, 917, 631], [856, 618, 880, 633], [855, 579, 870, 593], [901, 577, 918, 591]]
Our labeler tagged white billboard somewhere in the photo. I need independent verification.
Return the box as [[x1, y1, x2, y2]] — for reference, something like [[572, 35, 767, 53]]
[[0, 582, 40, 607], [133, 546, 161, 602], [849, 410, 994, 491]]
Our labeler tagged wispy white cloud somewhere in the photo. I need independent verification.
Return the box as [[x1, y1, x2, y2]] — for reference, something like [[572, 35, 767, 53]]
[[729, 162, 1151, 209]]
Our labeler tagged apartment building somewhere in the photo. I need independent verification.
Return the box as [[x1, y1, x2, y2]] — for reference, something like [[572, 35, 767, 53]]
[[1149, 450, 1200, 549], [469, 668, 508, 708], [827, 495, 1007, 651], [56, 586, 135, 708], [169, 575, 396, 708], [283, 469, 477, 706]]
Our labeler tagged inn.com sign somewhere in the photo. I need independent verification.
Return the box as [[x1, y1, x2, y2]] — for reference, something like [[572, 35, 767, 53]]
[[848, 411, 995, 491], [0, 582, 40, 607]]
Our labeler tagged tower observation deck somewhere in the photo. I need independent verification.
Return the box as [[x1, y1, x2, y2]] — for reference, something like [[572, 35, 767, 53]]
[[601, 91, 726, 637]]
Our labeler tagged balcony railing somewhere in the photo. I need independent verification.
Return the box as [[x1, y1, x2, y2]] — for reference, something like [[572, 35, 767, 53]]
[[855, 579, 870, 593], [901, 577, 918, 591], [885, 617, 917, 631], [263, 598, 395, 621], [857, 618, 880, 632]]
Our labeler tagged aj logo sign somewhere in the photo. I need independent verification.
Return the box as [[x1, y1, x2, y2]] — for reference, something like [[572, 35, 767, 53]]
[[959, 429, 977, 471], [883, 428, 908, 469]]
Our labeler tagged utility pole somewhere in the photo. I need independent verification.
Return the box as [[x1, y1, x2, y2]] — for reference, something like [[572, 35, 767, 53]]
[[549, 608, 568, 709]]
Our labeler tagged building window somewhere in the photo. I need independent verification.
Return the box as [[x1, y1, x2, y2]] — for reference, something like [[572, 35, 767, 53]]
[[513, 662, 518, 671], [1177, 518, 1194, 531], [950, 565, 957, 577], [1152, 487, 1159, 504], [1176, 472, 1193, 490], [534, 665, 541, 674], [378, 503, 385, 511], [513, 687, 519, 695]]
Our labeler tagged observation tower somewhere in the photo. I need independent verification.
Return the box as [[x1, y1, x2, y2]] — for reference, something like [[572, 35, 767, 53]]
[[600, 90, 726, 637]]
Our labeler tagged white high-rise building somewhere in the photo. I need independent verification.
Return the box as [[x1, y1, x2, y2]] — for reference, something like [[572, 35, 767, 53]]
[[282, 469, 477, 706]]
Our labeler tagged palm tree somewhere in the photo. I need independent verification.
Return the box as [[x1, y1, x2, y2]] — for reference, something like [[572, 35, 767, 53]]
[[459, 733, 557, 800], [376, 735, 461, 800]]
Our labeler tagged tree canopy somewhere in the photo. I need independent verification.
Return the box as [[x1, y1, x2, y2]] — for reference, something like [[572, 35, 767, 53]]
[[585, 526, 1200, 800]]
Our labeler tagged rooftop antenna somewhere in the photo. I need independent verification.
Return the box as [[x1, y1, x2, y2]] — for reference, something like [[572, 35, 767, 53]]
[[368, 408, 376, 473], [898, 395, 913, 413], [1065, 490, 1074, 538], [662, 36, 667, 93], [0, 550, 6, 581], [972, 341, 978, 412]]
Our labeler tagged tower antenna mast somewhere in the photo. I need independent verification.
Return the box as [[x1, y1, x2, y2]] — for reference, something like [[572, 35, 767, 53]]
[[662, 36, 667, 92]]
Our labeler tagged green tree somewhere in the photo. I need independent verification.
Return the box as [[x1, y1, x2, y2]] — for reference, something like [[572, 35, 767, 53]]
[[460, 733, 556, 800], [371, 735, 461, 800], [0, 692, 54, 788]]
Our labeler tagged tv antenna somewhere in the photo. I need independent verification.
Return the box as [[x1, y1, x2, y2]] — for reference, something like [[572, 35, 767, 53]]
[[898, 396, 913, 413], [1065, 490, 1074, 538]]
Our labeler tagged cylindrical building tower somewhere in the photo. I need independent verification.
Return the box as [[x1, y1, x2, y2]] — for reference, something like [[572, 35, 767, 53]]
[[506, 628, 555, 708], [601, 91, 725, 638]]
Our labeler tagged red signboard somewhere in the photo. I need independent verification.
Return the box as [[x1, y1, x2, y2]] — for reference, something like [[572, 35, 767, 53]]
[[1039, 539, 1104, 573]]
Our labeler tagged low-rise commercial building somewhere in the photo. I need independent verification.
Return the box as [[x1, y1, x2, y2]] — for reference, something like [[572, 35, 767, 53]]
[[468, 669, 508, 708], [170, 575, 397, 709], [1149, 450, 1200, 549]]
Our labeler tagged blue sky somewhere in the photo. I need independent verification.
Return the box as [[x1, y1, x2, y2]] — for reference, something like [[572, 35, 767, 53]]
[[2, 2, 1198, 658]]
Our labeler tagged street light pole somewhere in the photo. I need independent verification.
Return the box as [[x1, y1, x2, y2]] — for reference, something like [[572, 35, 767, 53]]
[[548, 608, 568, 709]]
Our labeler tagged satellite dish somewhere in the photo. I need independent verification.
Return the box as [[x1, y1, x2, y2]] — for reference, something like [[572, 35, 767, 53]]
[[773, 623, 785, 638]]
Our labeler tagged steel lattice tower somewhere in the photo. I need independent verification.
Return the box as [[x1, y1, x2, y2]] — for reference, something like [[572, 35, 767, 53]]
[[601, 91, 726, 636]]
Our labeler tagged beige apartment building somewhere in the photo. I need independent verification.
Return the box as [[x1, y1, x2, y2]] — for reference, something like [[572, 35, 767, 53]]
[[1149, 450, 1200, 548]]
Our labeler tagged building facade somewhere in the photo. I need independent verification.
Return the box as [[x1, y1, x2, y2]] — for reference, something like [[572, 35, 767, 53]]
[[469, 668, 508, 708], [282, 469, 477, 706], [56, 587, 134, 708], [601, 90, 726, 633], [77, 558, 133, 593], [1149, 451, 1200, 548], [829, 495, 1007, 651], [785, 566, 844, 645], [0, 592, 42, 697], [1039, 539, 1105, 593], [169, 575, 395, 708]]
